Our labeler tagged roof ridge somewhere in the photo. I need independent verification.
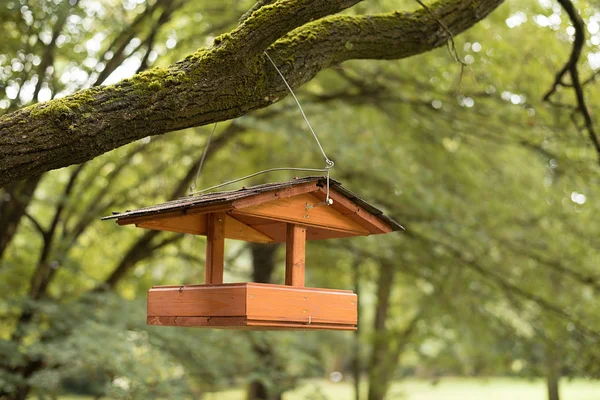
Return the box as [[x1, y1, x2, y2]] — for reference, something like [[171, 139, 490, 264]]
[[100, 176, 403, 233]]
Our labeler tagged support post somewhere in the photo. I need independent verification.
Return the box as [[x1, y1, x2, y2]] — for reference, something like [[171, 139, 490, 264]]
[[285, 224, 306, 287], [205, 212, 225, 284]]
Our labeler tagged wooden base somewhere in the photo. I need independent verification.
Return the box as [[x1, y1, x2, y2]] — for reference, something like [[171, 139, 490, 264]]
[[147, 283, 357, 331]]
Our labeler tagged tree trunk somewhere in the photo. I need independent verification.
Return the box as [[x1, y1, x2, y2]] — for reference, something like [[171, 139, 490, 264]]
[[250, 243, 279, 284], [367, 261, 396, 400], [352, 259, 361, 400], [545, 342, 561, 400], [0, 176, 42, 261], [0, 0, 504, 186], [366, 261, 423, 400], [247, 243, 283, 400], [545, 270, 562, 400]]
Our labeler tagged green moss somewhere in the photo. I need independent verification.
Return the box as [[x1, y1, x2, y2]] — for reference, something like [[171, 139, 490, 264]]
[[213, 33, 231, 46], [27, 22, 268, 122], [184, 48, 209, 62], [130, 67, 164, 86], [164, 75, 178, 85], [30, 100, 73, 118], [148, 81, 162, 91], [239, 1, 293, 32], [28, 86, 103, 119]]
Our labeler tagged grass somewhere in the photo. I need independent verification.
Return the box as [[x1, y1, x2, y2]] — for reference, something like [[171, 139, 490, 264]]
[[54, 377, 600, 399], [202, 377, 600, 400]]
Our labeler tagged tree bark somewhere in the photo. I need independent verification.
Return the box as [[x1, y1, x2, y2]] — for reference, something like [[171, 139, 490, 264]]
[[250, 243, 280, 284], [0, 0, 182, 262], [247, 243, 284, 400], [544, 270, 562, 400], [0, 0, 79, 261], [367, 261, 423, 400], [0, 127, 241, 400], [97, 123, 244, 290], [352, 259, 362, 400], [0, 176, 41, 261], [0, 0, 504, 186], [367, 261, 396, 400], [545, 344, 561, 400]]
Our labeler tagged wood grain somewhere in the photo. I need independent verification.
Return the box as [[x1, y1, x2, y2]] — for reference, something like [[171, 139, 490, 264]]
[[225, 214, 274, 243], [246, 320, 356, 330], [230, 214, 367, 242], [146, 316, 356, 330], [128, 210, 274, 243], [285, 224, 306, 287], [233, 193, 369, 235], [231, 182, 319, 209], [205, 212, 225, 284], [118, 203, 231, 226], [246, 284, 357, 325], [117, 182, 394, 242], [147, 282, 357, 330], [137, 213, 207, 235], [313, 187, 392, 234], [147, 284, 246, 317]]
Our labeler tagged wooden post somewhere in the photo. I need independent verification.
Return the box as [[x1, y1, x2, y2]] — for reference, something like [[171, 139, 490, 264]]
[[205, 212, 225, 284], [285, 224, 306, 287]]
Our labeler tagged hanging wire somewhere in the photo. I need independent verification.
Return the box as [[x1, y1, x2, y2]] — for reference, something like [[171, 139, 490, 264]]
[[188, 51, 335, 203], [189, 122, 218, 194], [191, 167, 331, 195], [263, 51, 334, 170]]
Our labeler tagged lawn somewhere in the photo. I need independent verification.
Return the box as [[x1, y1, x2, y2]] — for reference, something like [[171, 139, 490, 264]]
[[202, 377, 600, 400], [53, 377, 600, 399]]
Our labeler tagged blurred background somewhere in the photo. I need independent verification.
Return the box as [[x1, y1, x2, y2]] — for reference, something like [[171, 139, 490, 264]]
[[0, 0, 599, 399]]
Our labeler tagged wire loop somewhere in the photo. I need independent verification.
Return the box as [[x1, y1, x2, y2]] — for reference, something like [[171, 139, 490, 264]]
[[189, 167, 330, 196], [263, 51, 334, 171], [188, 52, 335, 203], [189, 122, 218, 194]]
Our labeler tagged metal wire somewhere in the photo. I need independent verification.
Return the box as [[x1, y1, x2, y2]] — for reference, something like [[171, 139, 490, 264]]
[[263, 51, 334, 170], [189, 122, 218, 194], [189, 167, 330, 195], [187, 52, 335, 202]]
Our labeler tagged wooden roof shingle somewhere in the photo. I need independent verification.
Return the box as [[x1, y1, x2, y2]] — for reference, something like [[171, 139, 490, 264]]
[[103, 176, 404, 242]]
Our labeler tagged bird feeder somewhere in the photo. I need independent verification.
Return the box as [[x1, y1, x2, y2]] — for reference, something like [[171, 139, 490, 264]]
[[103, 177, 403, 330]]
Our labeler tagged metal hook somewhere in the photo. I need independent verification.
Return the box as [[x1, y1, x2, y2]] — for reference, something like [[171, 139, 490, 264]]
[[305, 200, 333, 211]]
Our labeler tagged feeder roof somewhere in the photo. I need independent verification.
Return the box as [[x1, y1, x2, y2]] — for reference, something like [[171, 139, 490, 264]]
[[103, 176, 404, 243]]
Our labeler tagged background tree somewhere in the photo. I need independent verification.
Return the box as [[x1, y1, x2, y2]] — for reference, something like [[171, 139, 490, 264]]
[[0, 0, 503, 185], [1, 1, 600, 400]]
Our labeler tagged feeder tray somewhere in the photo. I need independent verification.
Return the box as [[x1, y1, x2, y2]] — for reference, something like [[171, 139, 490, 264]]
[[103, 176, 403, 330]]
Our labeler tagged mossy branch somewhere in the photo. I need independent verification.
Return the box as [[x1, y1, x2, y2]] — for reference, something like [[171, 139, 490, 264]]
[[204, 0, 362, 57], [0, 0, 503, 187]]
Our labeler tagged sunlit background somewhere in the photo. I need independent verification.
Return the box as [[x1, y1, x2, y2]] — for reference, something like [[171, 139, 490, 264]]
[[1, 0, 599, 399]]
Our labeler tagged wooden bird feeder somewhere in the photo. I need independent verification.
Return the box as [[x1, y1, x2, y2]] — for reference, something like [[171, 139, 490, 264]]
[[103, 177, 403, 330]]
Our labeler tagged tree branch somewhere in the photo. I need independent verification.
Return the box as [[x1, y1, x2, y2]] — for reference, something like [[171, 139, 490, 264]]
[[224, 0, 362, 55], [21, 210, 46, 238], [543, 0, 600, 163], [582, 69, 600, 86], [406, 231, 600, 340], [0, 0, 503, 187], [32, 0, 80, 102], [239, 0, 279, 25], [28, 164, 85, 300], [0, 176, 42, 261], [93, 0, 170, 86], [96, 122, 245, 290]]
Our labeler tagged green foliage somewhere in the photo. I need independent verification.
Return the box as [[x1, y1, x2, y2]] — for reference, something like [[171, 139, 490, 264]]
[[1, 0, 600, 399]]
